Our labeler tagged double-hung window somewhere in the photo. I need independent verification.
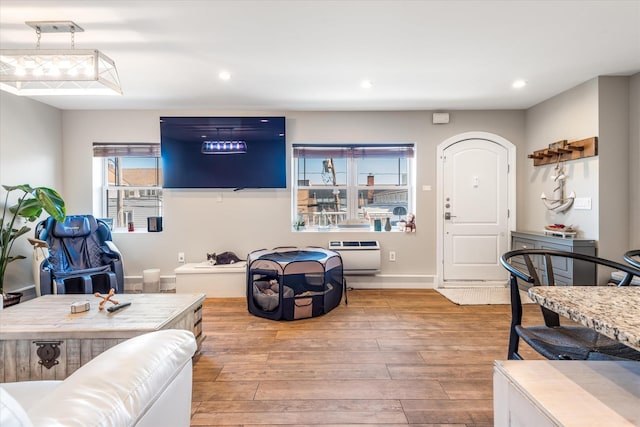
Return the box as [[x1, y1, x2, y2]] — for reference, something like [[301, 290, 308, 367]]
[[292, 144, 415, 231], [93, 143, 162, 231]]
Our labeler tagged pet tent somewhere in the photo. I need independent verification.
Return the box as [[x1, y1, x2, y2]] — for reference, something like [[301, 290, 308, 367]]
[[247, 246, 344, 320]]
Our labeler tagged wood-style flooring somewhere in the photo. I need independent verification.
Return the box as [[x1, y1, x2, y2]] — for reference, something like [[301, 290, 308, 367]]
[[191, 289, 545, 426]]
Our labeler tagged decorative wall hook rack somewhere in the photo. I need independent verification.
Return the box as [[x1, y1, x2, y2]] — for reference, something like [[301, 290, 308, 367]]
[[527, 137, 597, 166]]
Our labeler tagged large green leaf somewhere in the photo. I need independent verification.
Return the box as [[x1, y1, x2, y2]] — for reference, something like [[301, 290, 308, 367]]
[[1, 183, 65, 293], [2, 184, 33, 193], [10, 225, 31, 240], [6, 254, 26, 263], [12, 198, 43, 221], [35, 187, 66, 222]]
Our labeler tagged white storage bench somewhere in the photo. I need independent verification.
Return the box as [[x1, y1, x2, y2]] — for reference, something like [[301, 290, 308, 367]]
[[493, 360, 640, 427], [175, 262, 246, 297]]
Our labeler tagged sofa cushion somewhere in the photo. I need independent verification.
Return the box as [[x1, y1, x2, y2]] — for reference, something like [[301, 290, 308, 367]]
[[0, 381, 61, 412], [0, 386, 33, 427], [26, 329, 196, 427]]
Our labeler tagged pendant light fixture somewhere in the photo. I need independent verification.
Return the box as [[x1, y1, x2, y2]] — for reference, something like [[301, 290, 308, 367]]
[[201, 128, 247, 154], [0, 21, 122, 96]]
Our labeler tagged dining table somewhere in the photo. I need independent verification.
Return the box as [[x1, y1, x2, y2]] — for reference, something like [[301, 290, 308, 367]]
[[527, 285, 640, 352]]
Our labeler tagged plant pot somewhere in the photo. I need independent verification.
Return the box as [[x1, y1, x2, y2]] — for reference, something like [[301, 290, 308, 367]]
[[2, 292, 23, 308]]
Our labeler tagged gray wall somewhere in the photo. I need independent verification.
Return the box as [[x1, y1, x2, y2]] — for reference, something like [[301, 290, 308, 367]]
[[598, 77, 631, 261], [60, 109, 525, 282], [0, 93, 63, 293], [630, 73, 640, 249], [523, 75, 639, 280], [523, 78, 600, 238]]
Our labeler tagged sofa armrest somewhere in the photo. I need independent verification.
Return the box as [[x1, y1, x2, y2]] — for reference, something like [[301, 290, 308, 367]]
[[27, 329, 197, 427]]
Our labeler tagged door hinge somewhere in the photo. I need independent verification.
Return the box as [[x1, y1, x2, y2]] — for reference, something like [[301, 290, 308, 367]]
[[507, 209, 510, 218]]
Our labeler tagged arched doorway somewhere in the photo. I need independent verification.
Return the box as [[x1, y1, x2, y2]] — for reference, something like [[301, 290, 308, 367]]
[[436, 132, 516, 287]]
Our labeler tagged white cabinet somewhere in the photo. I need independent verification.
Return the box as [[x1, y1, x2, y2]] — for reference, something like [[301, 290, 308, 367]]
[[174, 262, 246, 297]]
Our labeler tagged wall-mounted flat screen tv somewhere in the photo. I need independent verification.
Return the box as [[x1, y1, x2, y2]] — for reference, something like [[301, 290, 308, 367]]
[[160, 116, 286, 189]]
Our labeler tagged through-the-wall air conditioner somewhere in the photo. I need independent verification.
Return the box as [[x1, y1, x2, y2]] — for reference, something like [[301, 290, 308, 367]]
[[328, 240, 381, 275]]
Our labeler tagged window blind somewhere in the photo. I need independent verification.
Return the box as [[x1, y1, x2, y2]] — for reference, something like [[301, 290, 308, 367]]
[[93, 143, 160, 158], [293, 144, 414, 159]]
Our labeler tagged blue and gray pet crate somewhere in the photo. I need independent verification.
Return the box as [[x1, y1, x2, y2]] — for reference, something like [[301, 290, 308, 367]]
[[247, 247, 345, 320]]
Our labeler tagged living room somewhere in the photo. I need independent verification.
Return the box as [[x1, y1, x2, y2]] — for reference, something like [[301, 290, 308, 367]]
[[2, 78, 638, 294], [1, 1, 639, 426]]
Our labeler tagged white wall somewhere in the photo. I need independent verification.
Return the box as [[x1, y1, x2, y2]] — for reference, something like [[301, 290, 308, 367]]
[[0, 92, 63, 293], [61, 109, 525, 282]]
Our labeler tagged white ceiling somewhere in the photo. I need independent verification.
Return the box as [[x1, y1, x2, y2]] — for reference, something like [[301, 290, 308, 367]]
[[1, 0, 639, 111]]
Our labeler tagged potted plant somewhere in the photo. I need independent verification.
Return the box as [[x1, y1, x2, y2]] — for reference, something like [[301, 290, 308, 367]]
[[1, 184, 66, 307]]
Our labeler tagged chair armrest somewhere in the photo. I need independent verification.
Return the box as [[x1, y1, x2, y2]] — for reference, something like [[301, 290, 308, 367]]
[[26, 330, 196, 427], [624, 249, 640, 270], [104, 241, 122, 260], [499, 251, 536, 283]]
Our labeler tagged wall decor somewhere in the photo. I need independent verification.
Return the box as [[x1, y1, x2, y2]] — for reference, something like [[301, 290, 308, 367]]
[[527, 137, 597, 166]]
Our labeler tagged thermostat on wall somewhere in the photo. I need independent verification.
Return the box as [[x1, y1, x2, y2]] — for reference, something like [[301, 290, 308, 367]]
[[432, 112, 450, 124]]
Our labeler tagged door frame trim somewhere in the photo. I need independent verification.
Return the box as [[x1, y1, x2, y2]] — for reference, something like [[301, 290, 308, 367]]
[[435, 131, 516, 288]]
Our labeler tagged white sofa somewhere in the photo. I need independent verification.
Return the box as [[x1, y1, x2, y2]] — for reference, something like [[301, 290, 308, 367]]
[[0, 329, 197, 427]]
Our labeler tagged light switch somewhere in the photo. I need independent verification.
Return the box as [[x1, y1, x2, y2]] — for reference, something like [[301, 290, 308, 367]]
[[573, 197, 592, 210]]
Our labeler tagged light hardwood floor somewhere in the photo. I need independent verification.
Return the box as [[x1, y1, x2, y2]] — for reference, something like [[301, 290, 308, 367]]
[[191, 289, 545, 426]]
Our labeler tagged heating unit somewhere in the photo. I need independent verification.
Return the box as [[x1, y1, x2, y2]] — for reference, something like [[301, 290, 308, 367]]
[[328, 240, 381, 275]]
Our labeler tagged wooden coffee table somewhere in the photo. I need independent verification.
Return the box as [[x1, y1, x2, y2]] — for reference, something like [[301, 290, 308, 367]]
[[0, 293, 205, 382]]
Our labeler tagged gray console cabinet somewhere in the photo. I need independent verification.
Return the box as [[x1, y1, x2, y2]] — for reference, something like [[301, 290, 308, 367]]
[[511, 231, 597, 286]]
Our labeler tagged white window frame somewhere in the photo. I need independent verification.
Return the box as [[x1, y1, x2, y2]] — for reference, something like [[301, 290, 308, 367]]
[[292, 143, 415, 231], [92, 143, 162, 232]]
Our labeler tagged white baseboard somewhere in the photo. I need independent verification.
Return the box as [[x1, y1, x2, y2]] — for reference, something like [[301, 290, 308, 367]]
[[438, 280, 509, 288], [345, 274, 435, 289], [124, 274, 436, 293]]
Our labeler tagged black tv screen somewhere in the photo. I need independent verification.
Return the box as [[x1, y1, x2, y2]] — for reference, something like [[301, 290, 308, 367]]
[[160, 116, 286, 189]]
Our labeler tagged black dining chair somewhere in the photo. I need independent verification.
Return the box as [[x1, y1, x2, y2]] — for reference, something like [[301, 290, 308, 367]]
[[624, 249, 640, 269], [500, 248, 640, 361]]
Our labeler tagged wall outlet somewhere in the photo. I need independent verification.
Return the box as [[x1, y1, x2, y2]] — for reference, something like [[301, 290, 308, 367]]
[[178, 252, 185, 263], [389, 251, 396, 262]]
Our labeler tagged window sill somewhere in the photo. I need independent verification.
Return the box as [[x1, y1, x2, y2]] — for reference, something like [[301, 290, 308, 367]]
[[293, 226, 409, 233], [111, 228, 160, 234]]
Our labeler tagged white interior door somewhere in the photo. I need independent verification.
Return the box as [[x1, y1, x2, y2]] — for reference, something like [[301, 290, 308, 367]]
[[442, 138, 509, 282]]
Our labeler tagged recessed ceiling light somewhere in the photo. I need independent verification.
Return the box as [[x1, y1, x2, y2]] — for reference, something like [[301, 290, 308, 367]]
[[512, 79, 527, 89], [219, 71, 231, 81], [361, 80, 373, 89]]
